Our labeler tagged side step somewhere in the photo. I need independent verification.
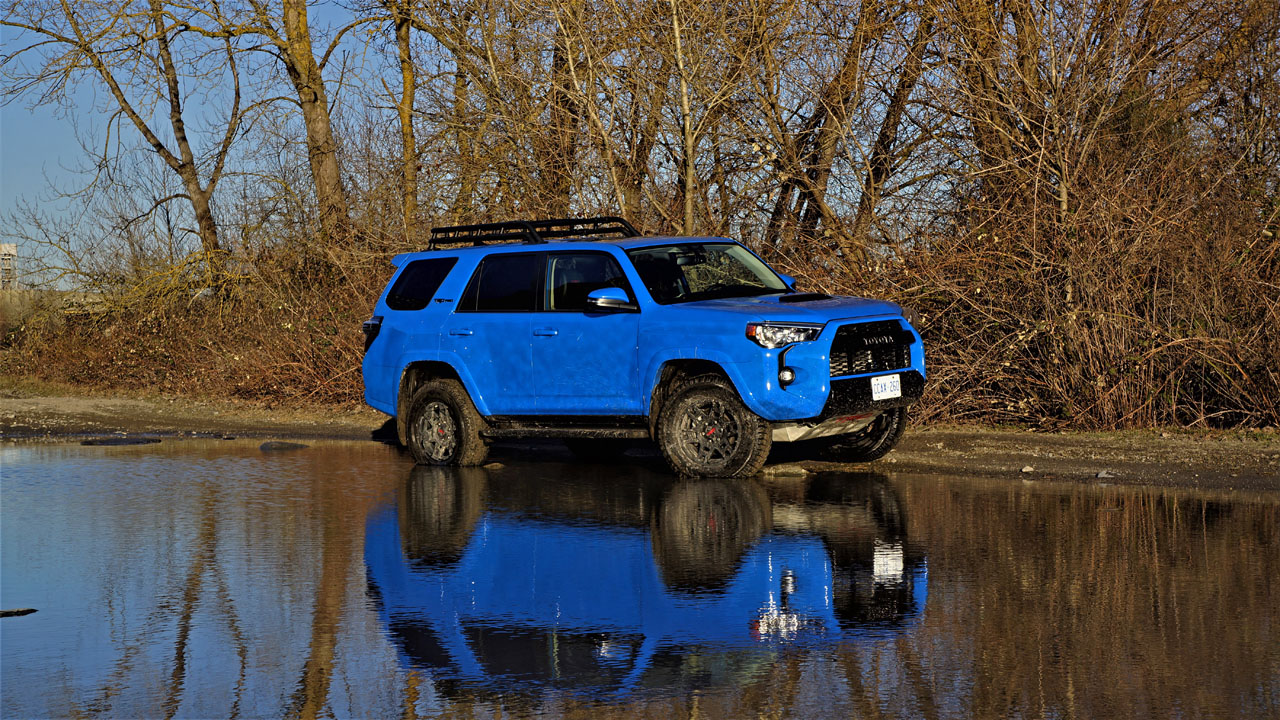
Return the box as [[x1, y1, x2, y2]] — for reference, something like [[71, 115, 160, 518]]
[[482, 426, 650, 440]]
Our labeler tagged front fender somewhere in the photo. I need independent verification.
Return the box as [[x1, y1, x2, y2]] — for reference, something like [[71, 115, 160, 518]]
[[640, 349, 763, 417]]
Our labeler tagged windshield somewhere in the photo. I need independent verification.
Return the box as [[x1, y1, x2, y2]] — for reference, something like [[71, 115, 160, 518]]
[[627, 243, 789, 304]]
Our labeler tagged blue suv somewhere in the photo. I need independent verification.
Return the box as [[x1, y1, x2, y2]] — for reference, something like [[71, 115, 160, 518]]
[[362, 217, 925, 477]]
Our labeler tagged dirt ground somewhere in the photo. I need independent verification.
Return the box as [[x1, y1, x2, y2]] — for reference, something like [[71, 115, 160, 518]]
[[2, 381, 1277, 492]]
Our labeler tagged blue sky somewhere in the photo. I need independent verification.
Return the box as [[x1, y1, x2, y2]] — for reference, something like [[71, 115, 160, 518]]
[[1, 18, 93, 245], [1, 5, 364, 260], [1, 99, 83, 211]]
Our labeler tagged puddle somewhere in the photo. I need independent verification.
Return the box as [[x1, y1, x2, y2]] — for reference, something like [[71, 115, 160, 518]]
[[2, 441, 1276, 717]]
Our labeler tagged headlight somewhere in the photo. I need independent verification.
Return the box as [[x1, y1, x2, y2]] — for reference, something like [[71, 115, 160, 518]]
[[745, 322, 823, 348], [898, 304, 921, 328]]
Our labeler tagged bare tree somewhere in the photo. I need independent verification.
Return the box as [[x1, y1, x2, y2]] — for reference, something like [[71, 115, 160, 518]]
[[2, 0, 254, 267], [372, 0, 419, 239], [848, 9, 935, 247], [756, 0, 902, 259], [175, 0, 377, 244]]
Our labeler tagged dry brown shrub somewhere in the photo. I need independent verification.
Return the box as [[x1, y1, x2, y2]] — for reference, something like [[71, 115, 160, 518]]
[[766, 145, 1279, 430], [1, 242, 391, 406]]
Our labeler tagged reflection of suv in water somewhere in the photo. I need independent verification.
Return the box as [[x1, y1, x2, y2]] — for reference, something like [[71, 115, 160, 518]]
[[364, 465, 927, 698], [361, 217, 925, 477]]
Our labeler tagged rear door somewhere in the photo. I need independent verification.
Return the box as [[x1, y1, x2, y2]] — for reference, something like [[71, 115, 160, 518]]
[[441, 252, 543, 415], [532, 251, 642, 414]]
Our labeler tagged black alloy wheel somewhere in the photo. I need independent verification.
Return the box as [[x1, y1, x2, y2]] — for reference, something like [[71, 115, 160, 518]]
[[406, 380, 489, 466], [658, 373, 772, 478]]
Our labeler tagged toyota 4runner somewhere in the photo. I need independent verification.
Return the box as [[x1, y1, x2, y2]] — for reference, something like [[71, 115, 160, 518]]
[[362, 217, 925, 477]]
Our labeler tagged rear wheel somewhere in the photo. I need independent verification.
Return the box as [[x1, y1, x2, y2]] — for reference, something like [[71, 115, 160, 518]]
[[406, 380, 489, 466], [657, 373, 772, 478], [818, 407, 907, 462]]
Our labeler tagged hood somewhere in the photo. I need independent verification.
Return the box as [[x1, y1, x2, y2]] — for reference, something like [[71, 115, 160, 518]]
[[680, 293, 903, 323]]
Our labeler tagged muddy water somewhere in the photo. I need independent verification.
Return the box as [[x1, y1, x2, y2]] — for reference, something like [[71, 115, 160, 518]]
[[2, 441, 1277, 718]]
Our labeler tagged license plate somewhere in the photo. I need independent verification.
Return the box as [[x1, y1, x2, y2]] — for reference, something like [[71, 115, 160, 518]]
[[871, 373, 901, 401]]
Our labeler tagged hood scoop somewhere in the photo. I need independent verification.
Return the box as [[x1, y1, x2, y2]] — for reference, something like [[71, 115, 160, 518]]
[[778, 292, 833, 303]]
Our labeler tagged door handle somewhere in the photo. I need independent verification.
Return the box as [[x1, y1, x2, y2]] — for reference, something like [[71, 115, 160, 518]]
[[533, 327, 558, 337], [449, 328, 474, 336]]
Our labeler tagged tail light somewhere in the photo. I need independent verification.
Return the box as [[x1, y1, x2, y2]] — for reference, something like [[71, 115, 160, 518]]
[[362, 316, 383, 352]]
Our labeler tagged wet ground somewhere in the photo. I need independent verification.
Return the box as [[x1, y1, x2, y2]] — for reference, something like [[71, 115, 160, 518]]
[[3, 439, 1277, 718], [4, 387, 1279, 490]]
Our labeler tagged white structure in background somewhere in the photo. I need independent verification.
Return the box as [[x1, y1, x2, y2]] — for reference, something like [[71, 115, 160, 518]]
[[0, 244, 16, 289]]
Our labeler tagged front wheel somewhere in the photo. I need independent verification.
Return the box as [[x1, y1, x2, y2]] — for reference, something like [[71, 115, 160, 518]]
[[817, 407, 907, 462], [657, 374, 772, 478], [405, 380, 489, 466]]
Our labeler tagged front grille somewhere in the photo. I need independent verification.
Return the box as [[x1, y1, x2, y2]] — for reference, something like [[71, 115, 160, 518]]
[[829, 320, 913, 377]]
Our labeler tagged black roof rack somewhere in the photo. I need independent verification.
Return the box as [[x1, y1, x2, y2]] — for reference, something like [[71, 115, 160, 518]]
[[428, 216, 639, 249]]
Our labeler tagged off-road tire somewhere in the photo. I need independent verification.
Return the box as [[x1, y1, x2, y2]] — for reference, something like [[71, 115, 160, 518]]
[[405, 380, 489, 466], [819, 407, 907, 462], [657, 373, 772, 478]]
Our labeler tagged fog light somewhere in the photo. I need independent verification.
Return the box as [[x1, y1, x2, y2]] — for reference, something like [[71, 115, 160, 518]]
[[778, 367, 796, 386]]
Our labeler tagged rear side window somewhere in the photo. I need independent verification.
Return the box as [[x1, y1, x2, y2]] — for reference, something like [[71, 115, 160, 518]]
[[459, 253, 543, 312], [386, 258, 457, 311]]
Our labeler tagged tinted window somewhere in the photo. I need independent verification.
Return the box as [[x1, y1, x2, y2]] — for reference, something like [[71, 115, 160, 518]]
[[546, 253, 633, 311], [460, 253, 542, 312], [386, 258, 458, 311]]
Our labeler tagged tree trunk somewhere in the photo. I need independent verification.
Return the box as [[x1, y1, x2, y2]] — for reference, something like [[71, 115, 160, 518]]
[[187, 187, 220, 259], [847, 13, 934, 250], [670, 0, 696, 234], [766, 0, 879, 253], [150, 0, 224, 275], [620, 59, 668, 228], [392, 0, 418, 240], [544, 31, 579, 217], [447, 61, 488, 224], [280, 0, 350, 243]]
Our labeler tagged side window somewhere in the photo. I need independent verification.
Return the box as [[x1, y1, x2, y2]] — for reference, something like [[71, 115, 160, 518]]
[[459, 253, 542, 312], [385, 258, 458, 311], [546, 253, 634, 312]]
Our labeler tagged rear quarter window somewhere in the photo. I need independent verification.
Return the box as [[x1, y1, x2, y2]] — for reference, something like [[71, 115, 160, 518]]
[[386, 258, 458, 311]]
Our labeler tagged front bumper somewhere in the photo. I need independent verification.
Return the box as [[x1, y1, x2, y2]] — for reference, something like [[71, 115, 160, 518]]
[[814, 370, 924, 420], [733, 316, 925, 422]]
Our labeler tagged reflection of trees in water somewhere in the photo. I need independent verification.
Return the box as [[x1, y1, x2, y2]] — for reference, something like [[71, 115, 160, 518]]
[[161, 484, 249, 720], [58, 446, 399, 719], [399, 466, 487, 570], [896, 480, 1280, 719], [651, 479, 772, 593], [287, 459, 390, 720], [71, 481, 252, 720]]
